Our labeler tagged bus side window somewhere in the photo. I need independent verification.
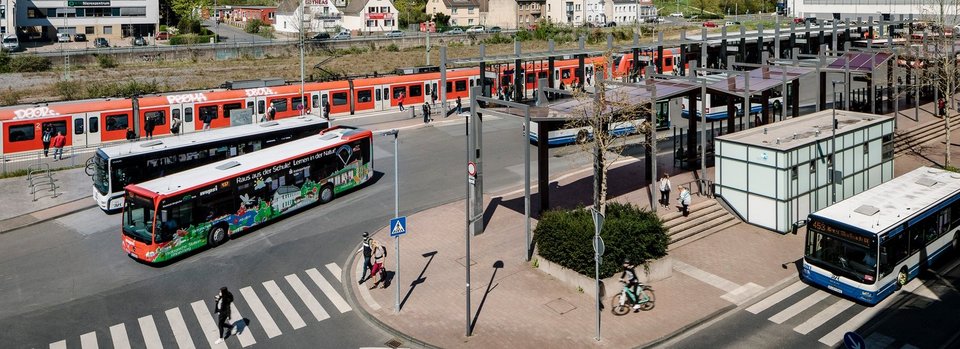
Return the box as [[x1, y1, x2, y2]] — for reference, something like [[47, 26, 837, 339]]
[[157, 202, 194, 243], [880, 232, 908, 276]]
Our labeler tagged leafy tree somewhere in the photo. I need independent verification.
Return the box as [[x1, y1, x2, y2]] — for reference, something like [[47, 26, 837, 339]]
[[431, 12, 450, 26], [395, 0, 429, 27], [170, 0, 211, 23]]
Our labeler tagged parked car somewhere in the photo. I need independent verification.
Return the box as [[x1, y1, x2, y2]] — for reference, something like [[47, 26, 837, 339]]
[[702, 21, 718, 28], [466, 26, 485, 33], [132, 36, 147, 46], [445, 28, 464, 35], [605, 22, 617, 27], [57, 33, 71, 43], [657, 17, 666, 23], [487, 26, 502, 33], [94, 37, 109, 48], [155, 31, 170, 41], [310, 32, 330, 41], [385, 30, 405, 38], [669, 12, 684, 17], [332, 31, 351, 40], [74, 33, 88, 42], [1, 34, 20, 52]]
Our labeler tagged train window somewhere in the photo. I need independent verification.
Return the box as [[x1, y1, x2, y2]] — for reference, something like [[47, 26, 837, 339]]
[[538, 72, 548, 79], [424, 84, 430, 95], [269, 98, 287, 112], [184, 107, 194, 123], [332, 92, 348, 106], [312, 95, 319, 109], [105, 114, 128, 131], [409, 85, 422, 97], [375, 89, 381, 101], [199, 106, 218, 121], [257, 101, 265, 114], [446, 82, 453, 93], [172, 108, 180, 122], [469, 79, 474, 87], [575, 68, 583, 79], [455, 80, 467, 92], [665, 57, 673, 66], [8, 125, 35, 142], [292, 97, 304, 110], [74, 118, 84, 135], [562, 70, 571, 79], [392, 86, 405, 99], [89, 117, 99, 133], [526, 74, 535, 83], [357, 90, 372, 103], [223, 103, 243, 118], [43, 121, 67, 137], [246, 101, 254, 110], [145, 110, 166, 125]]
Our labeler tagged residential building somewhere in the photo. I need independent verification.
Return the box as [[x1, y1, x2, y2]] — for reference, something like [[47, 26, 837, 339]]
[[230, 6, 276, 25], [14, 0, 159, 41], [545, 0, 582, 25], [482, 0, 513, 29], [341, 0, 397, 33], [636, 0, 655, 22], [427, 0, 481, 27], [611, 0, 634, 25], [2, 0, 11, 35], [514, 0, 544, 29], [275, 0, 342, 34], [585, 0, 605, 25], [791, 0, 958, 22]]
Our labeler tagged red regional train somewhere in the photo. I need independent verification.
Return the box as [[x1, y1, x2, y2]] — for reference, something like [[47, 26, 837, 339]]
[[0, 53, 680, 156]]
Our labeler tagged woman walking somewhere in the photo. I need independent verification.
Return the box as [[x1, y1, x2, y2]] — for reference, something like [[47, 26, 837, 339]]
[[369, 239, 387, 289], [658, 173, 672, 207]]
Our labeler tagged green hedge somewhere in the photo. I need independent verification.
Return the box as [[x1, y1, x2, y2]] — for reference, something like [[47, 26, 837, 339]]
[[0, 53, 52, 73], [170, 34, 217, 45], [533, 202, 669, 278]]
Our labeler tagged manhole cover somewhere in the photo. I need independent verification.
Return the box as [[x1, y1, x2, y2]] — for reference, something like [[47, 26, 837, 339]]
[[384, 338, 403, 348], [456, 256, 477, 267], [544, 298, 577, 315]]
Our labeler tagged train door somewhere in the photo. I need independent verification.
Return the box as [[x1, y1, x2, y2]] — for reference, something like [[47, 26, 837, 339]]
[[245, 97, 258, 122], [311, 92, 320, 115], [181, 104, 196, 133], [72, 115, 88, 148], [86, 112, 101, 146], [375, 85, 389, 110]]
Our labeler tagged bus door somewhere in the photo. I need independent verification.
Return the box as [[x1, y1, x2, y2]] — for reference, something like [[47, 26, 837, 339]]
[[71, 114, 88, 148], [374, 85, 389, 110]]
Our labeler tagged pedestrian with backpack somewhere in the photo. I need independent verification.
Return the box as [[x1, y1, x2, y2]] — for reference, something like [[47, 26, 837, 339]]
[[369, 239, 387, 289], [356, 232, 373, 284], [41, 126, 53, 157]]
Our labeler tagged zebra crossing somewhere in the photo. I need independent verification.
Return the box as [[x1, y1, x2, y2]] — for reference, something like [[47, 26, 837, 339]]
[[744, 278, 926, 348], [48, 263, 353, 349]]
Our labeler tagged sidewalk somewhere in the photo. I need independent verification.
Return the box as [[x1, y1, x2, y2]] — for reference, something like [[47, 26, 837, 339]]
[[345, 99, 958, 349], [0, 167, 94, 233]]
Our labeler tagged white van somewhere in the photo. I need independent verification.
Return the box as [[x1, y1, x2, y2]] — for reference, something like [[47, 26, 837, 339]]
[[2, 35, 20, 52]]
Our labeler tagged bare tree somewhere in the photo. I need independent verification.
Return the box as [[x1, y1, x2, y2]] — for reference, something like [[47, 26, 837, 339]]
[[565, 53, 654, 215]]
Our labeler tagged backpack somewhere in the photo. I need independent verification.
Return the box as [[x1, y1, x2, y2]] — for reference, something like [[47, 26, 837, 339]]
[[42, 132, 52, 143]]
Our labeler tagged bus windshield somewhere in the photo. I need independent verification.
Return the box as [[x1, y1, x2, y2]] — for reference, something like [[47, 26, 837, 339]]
[[93, 151, 110, 195], [122, 195, 155, 244], [805, 220, 878, 284]]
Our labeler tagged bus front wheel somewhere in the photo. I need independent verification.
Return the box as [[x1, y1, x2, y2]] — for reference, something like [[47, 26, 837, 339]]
[[896, 268, 908, 290], [319, 184, 335, 204], [208, 225, 228, 247]]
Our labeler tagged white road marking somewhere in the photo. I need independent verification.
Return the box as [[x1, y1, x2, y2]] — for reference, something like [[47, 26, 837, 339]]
[[353, 261, 381, 311], [746, 281, 807, 314], [720, 282, 765, 305], [80, 331, 98, 349], [307, 267, 353, 313], [189, 300, 228, 349], [819, 279, 921, 346], [793, 298, 855, 334], [768, 290, 830, 324], [239, 286, 283, 338], [229, 303, 257, 347], [285, 273, 331, 322], [109, 323, 131, 349], [325, 263, 343, 283], [164, 307, 196, 349], [263, 280, 307, 330], [673, 260, 740, 293], [137, 315, 163, 349], [49, 340, 68, 349]]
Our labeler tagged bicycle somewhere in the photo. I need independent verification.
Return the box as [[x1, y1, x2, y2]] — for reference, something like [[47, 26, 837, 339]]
[[611, 280, 655, 315]]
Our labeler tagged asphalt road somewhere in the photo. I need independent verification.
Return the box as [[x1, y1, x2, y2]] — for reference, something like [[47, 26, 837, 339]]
[[0, 111, 618, 348], [663, 250, 960, 349]]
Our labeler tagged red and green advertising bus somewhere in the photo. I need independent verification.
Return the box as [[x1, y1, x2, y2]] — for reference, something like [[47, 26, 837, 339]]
[[121, 126, 373, 263]]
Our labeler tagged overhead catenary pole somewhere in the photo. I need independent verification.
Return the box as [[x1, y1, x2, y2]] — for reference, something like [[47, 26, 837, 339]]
[[299, 0, 306, 116]]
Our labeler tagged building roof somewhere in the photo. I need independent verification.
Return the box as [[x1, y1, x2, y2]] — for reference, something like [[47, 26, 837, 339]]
[[612, 0, 636, 4], [715, 109, 893, 151], [98, 116, 329, 159], [342, 0, 394, 14], [443, 0, 481, 8], [277, 0, 301, 14], [812, 167, 960, 235], [706, 66, 814, 96], [826, 52, 893, 73]]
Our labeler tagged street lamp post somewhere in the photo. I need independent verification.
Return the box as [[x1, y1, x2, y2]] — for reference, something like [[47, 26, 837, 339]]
[[379, 129, 400, 312], [831, 80, 845, 204]]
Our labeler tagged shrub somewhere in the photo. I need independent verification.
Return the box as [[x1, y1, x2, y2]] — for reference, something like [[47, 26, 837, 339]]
[[0, 51, 10, 73], [0, 88, 25, 106], [245, 19, 265, 34], [96, 54, 117, 68], [385, 43, 399, 52], [170, 34, 217, 45], [55, 80, 84, 100], [177, 17, 203, 35], [533, 202, 669, 278], [514, 29, 533, 41], [7, 54, 52, 72], [483, 33, 512, 45]]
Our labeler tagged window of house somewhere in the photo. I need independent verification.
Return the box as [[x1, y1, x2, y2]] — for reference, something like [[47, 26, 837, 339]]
[[367, 20, 376, 27], [222, 103, 243, 118], [381, 6, 389, 13], [368, 6, 377, 13], [103, 26, 113, 34], [384, 19, 394, 26], [332, 92, 348, 106], [468, 7, 474, 14], [269, 98, 287, 112], [27, 7, 45, 19], [468, 19, 474, 24], [452, 8, 457, 14], [8, 125, 35, 142], [105, 114, 129, 131], [85, 26, 95, 34]]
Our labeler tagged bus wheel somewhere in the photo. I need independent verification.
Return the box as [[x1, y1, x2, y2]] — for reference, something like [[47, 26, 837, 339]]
[[207, 225, 228, 247], [319, 184, 335, 204], [576, 130, 587, 143], [896, 268, 908, 290]]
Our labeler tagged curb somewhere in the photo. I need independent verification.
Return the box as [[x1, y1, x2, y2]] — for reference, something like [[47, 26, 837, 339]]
[[0, 197, 96, 234], [340, 237, 442, 349], [636, 304, 737, 349]]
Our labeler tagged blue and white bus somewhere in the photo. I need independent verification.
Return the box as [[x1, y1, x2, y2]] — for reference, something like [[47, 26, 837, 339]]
[[803, 166, 960, 305]]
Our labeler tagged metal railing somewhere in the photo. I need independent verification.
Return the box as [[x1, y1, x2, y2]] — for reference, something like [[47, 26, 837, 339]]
[[26, 163, 61, 201], [2, 146, 96, 177], [678, 178, 715, 198]]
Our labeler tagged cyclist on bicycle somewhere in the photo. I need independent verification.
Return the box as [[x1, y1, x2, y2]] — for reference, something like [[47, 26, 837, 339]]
[[620, 258, 642, 311]]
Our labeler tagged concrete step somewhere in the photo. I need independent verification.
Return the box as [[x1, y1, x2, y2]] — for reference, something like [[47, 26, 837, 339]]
[[669, 219, 741, 251], [661, 201, 721, 228], [667, 209, 730, 236]]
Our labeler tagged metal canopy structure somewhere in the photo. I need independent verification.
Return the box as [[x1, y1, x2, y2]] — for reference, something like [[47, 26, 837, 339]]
[[706, 66, 815, 95], [826, 52, 893, 72], [541, 79, 700, 120]]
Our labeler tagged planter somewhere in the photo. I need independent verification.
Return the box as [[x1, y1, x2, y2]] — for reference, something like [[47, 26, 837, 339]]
[[534, 253, 673, 299]]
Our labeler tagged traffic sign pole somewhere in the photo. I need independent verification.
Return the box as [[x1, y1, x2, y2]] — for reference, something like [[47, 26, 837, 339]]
[[389, 216, 407, 313]]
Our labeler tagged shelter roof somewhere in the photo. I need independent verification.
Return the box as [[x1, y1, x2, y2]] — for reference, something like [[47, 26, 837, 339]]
[[528, 79, 699, 122], [706, 66, 814, 96], [826, 52, 892, 72], [715, 109, 893, 151], [448, 48, 607, 65]]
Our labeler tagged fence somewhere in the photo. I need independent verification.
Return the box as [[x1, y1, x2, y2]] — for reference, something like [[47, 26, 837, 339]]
[[678, 178, 715, 198], [1, 146, 96, 178]]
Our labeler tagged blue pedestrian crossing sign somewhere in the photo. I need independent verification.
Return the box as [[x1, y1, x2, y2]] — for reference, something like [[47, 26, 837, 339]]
[[390, 216, 408, 237]]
